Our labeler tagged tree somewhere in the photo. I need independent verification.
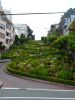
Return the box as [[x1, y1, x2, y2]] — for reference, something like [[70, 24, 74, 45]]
[[14, 35, 20, 45], [27, 26, 33, 39], [31, 35, 35, 40], [69, 20, 75, 33], [20, 34, 27, 44], [51, 35, 68, 53], [41, 36, 47, 44], [51, 34, 75, 63], [0, 42, 5, 50], [47, 35, 57, 45]]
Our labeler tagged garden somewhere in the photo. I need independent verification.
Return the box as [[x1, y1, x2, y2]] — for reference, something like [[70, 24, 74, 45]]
[[2, 20, 75, 86]]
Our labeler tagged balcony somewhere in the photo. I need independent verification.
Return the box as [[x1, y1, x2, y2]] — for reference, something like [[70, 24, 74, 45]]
[[0, 38, 5, 43], [0, 32, 5, 42], [3, 42, 9, 49]]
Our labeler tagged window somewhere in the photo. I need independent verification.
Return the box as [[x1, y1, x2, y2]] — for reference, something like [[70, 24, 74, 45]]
[[0, 42, 2, 45], [0, 24, 5, 30], [6, 39, 9, 44], [6, 24, 11, 30], [6, 32, 11, 37]]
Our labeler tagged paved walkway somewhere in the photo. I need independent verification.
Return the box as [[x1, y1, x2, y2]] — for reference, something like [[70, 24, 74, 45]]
[[0, 81, 2, 88]]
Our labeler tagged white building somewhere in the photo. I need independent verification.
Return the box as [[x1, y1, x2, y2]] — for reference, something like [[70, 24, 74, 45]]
[[62, 15, 75, 35], [14, 24, 28, 38], [0, 1, 15, 49], [4, 9, 12, 21], [48, 24, 59, 36]]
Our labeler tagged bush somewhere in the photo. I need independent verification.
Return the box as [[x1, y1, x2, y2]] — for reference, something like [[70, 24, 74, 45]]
[[47, 35, 57, 45], [6, 66, 75, 86], [56, 70, 72, 80], [8, 61, 17, 69], [73, 72, 75, 80], [51, 35, 68, 52], [41, 36, 47, 44], [30, 66, 49, 76], [68, 35, 75, 52]]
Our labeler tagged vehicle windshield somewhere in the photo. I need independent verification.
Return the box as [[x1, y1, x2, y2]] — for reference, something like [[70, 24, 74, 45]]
[[0, 0, 75, 100]]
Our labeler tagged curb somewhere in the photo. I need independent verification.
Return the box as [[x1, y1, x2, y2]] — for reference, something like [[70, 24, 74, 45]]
[[0, 81, 3, 88], [0, 59, 11, 63], [4, 68, 75, 89]]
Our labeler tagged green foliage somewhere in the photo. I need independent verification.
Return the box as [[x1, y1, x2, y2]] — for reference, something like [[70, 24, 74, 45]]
[[8, 61, 17, 69], [73, 72, 75, 80], [51, 35, 68, 52], [14, 35, 20, 45], [56, 70, 72, 80], [0, 42, 5, 51], [27, 26, 34, 40], [41, 36, 47, 44], [51, 34, 75, 54], [30, 66, 49, 76], [47, 35, 57, 45], [7, 66, 75, 86], [5, 39, 75, 83], [68, 35, 75, 52], [69, 20, 75, 33], [41, 35, 57, 45], [61, 8, 75, 20], [20, 34, 27, 44]]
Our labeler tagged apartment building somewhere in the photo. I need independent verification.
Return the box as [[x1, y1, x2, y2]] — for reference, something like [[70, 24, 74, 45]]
[[14, 24, 29, 38], [62, 15, 75, 35], [48, 24, 59, 36], [0, 1, 15, 49]]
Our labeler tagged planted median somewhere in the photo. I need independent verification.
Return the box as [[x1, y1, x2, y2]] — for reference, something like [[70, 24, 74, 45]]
[[4, 39, 75, 86], [6, 65, 75, 86]]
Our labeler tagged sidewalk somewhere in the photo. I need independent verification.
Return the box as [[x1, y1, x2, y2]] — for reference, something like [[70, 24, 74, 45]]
[[0, 59, 11, 63], [0, 81, 2, 88], [0, 59, 11, 88]]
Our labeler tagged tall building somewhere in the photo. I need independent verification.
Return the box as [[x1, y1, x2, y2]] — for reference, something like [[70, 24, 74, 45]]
[[0, 0, 15, 49]]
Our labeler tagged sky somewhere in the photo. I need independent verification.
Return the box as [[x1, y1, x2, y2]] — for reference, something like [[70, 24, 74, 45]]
[[1, 0, 75, 40]]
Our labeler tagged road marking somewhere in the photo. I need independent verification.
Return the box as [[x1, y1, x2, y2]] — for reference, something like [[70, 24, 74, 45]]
[[24, 88, 75, 91], [1, 87, 75, 91], [0, 97, 75, 99], [1, 88, 19, 90]]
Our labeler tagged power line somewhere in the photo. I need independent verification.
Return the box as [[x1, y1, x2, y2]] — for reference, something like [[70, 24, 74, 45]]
[[1, 12, 65, 15]]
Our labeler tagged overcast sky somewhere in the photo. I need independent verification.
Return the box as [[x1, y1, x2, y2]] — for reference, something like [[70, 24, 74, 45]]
[[1, 0, 75, 40]]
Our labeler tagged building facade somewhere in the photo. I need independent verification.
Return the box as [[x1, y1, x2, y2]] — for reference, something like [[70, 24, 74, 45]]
[[14, 24, 29, 38], [48, 24, 59, 36], [0, 1, 15, 49], [62, 15, 75, 35]]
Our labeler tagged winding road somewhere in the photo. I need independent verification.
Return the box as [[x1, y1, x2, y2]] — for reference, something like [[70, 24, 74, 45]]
[[0, 62, 75, 90]]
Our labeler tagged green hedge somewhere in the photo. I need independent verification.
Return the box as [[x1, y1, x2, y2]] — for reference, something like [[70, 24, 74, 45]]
[[6, 66, 75, 86]]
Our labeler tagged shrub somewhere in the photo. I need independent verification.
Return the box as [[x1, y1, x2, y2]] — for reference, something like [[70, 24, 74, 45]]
[[47, 35, 57, 45], [69, 20, 75, 33], [51, 35, 68, 53], [73, 72, 75, 80], [56, 70, 72, 80], [6, 66, 75, 86], [68, 35, 75, 52], [30, 66, 49, 76], [8, 61, 17, 69], [41, 36, 47, 44]]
